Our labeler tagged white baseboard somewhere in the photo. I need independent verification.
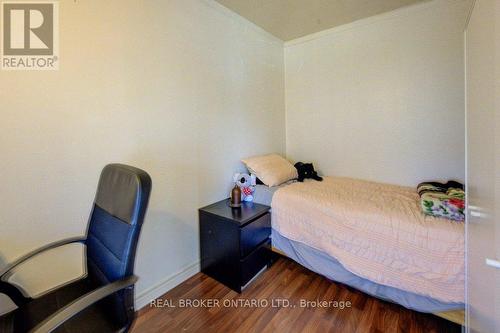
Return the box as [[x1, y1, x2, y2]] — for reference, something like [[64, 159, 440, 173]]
[[135, 260, 200, 310]]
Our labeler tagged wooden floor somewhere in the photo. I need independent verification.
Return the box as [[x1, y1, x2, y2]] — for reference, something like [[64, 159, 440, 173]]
[[132, 257, 461, 333]]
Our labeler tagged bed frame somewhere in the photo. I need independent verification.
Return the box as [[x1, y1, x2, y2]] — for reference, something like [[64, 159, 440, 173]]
[[271, 247, 465, 326]]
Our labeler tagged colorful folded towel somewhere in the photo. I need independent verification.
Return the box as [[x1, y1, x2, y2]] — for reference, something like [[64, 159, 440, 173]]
[[417, 181, 465, 221]]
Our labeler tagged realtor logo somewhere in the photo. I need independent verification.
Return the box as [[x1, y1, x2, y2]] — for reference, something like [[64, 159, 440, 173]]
[[1, 1, 59, 70]]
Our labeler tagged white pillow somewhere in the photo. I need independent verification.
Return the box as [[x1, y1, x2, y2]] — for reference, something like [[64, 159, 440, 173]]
[[242, 154, 298, 187]]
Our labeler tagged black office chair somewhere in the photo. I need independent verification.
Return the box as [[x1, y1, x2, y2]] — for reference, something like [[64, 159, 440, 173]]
[[0, 164, 152, 333]]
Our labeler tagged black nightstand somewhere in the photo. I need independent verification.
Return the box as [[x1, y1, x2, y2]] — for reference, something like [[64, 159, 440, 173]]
[[199, 199, 273, 293]]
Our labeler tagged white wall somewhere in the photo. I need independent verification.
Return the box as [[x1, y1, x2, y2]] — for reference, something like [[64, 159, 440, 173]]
[[285, 0, 470, 186], [0, 0, 285, 307]]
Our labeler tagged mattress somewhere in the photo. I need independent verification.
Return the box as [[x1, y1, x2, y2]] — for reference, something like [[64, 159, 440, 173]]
[[252, 180, 295, 206], [271, 177, 465, 304], [272, 229, 463, 313]]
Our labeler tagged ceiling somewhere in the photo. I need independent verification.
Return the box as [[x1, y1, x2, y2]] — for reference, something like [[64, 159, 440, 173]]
[[215, 0, 430, 41]]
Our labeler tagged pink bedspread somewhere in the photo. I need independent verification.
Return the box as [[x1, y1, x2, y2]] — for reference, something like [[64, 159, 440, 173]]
[[271, 177, 464, 303]]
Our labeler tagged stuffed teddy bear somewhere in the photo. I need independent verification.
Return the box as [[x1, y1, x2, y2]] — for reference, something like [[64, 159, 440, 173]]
[[233, 173, 256, 202], [294, 162, 323, 182]]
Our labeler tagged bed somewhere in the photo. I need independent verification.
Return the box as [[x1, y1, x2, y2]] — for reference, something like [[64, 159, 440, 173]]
[[252, 176, 465, 324]]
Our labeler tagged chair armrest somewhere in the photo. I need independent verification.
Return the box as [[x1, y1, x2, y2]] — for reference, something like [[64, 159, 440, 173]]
[[0, 236, 86, 278], [29, 275, 138, 333]]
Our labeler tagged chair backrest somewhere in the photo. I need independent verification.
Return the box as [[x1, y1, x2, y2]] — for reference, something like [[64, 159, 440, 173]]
[[85, 164, 151, 329], [86, 164, 152, 285]]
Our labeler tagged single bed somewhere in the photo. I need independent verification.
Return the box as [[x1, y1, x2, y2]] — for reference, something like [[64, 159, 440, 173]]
[[252, 176, 465, 324]]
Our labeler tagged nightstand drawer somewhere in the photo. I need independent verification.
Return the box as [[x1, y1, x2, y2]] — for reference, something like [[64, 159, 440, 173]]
[[241, 240, 271, 287], [240, 212, 271, 257]]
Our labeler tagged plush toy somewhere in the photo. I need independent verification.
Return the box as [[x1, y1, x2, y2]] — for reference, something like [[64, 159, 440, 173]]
[[294, 162, 323, 182], [233, 173, 256, 202]]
